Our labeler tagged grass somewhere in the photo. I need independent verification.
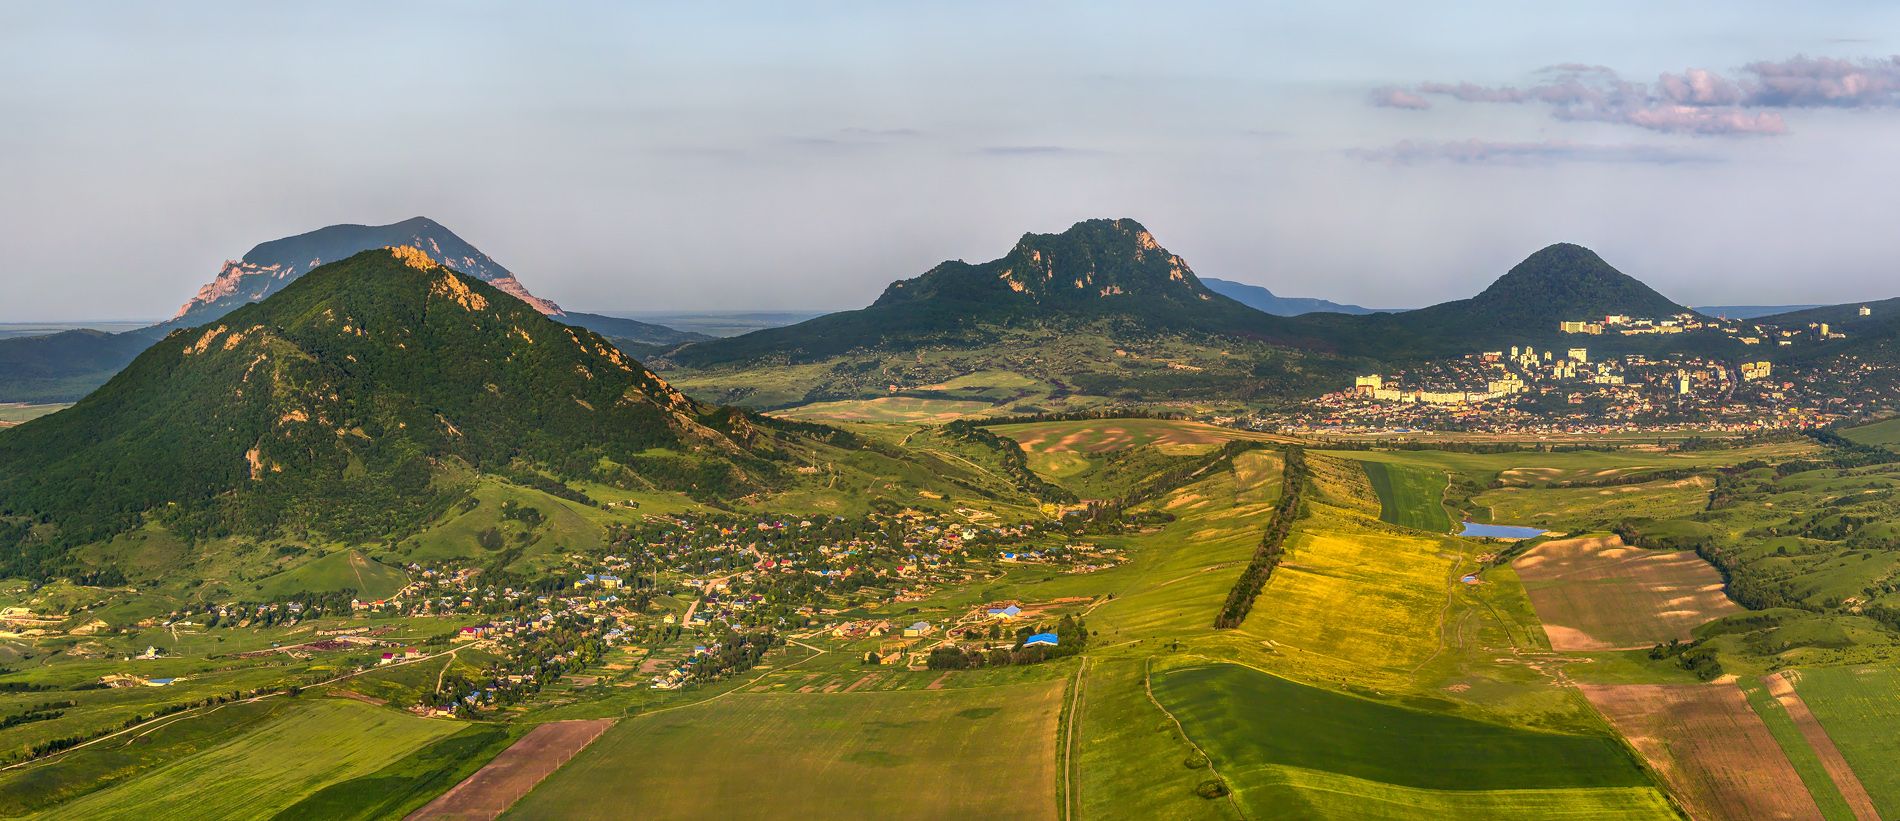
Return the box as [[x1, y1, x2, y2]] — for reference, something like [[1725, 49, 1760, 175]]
[[1839, 417, 1900, 447], [772, 396, 999, 423], [996, 418, 1282, 455], [1736, 677, 1860, 821], [1794, 665, 1900, 818], [268, 723, 518, 820], [0, 699, 296, 815], [1360, 460, 1452, 532], [509, 680, 1066, 820], [29, 698, 461, 820], [1149, 663, 1666, 819], [1072, 658, 1238, 820], [1470, 476, 1712, 530], [253, 548, 407, 600]]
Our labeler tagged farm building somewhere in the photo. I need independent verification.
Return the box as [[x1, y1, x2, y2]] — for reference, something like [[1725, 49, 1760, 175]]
[[986, 605, 1022, 620], [903, 621, 934, 637]]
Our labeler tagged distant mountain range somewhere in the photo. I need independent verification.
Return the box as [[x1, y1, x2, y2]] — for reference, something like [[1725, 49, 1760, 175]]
[[0, 218, 705, 402], [664, 218, 1270, 368], [1199, 278, 1381, 315], [1694, 305, 1825, 320], [0, 247, 763, 573], [663, 223, 1707, 371]]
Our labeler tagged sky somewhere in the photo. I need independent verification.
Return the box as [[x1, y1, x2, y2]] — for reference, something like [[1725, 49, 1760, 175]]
[[2, 1, 1898, 321]]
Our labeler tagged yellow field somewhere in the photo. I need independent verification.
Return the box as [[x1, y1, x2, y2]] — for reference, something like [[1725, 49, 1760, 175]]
[[1233, 506, 1469, 690]]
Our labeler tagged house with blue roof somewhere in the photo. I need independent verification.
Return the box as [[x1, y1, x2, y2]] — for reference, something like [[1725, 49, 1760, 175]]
[[986, 605, 1022, 620], [1024, 633, 1058, 647]]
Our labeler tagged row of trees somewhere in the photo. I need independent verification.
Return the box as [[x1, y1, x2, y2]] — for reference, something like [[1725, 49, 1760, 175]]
[[1215, 447, 1307, 629], [940, 420, 1077, 504]]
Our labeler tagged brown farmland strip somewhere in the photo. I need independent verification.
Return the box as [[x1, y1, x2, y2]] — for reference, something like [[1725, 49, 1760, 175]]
[[407, 718, 615, 820], [1763, 672, 1882, 821], [1515, 535, 1741, 650], [1581, 683, 1821, 821]]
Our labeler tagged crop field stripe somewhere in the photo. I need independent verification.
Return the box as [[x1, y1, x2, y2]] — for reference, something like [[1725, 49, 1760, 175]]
[[1579, 682, 1824, 821], [1512, 536, 1740, 651], [507, 681, 1065, 820], [408, 719, 615, 820], [1791, 666, 1900, 819], [1747, 674, 1880, 821], [1360, 461, 1452, 533]]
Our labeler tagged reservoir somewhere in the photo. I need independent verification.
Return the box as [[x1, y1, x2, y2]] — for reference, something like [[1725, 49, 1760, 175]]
[[1459, 521, 1547, 539]]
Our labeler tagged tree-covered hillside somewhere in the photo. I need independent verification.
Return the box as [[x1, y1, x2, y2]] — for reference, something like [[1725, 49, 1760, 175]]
[[0, 248, 760, 575]]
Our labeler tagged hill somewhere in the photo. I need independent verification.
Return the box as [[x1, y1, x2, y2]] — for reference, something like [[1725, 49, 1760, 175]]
[[0, 247, 759, 576], [1277, 242, 1698, 358], [167, 217, 705, 347], [0, 218, 704, 402], [664, 218, 1273, 368], [1201, 277, 1379, 315], [653, 219, 1355, 411]]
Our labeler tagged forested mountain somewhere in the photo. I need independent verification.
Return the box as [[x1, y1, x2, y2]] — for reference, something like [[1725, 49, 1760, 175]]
[[663, 218, 1271, 367], [1272, 243, 1699, 358], [0, 247, 765, 576], [1201, 277, 1378, 315], [0, 218, 704, 402], [163, 217, 704, 347]]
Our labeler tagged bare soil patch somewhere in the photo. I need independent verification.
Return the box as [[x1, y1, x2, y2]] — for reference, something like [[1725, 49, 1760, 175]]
[[1763, 672, 1882, 821], [1581, 683, 1821, 821], [1514, 535, 1741, 650], [407, 718, 615, 820]]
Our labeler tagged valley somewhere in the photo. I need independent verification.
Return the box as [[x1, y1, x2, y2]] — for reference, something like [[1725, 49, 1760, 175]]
[[3, 235, 1900, 820], [7, 389, 1900, 817]]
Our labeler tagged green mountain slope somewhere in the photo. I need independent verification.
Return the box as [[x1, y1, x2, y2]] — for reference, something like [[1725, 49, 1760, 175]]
[[0, 247, 757, 575], [664, 218, 1274, 368], [1277, 243, 1696, 358], [0, 217, 705, 404]]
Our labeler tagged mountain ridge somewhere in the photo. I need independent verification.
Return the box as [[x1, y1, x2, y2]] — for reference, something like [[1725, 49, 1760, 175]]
[[1200, 278, 1381, 316]]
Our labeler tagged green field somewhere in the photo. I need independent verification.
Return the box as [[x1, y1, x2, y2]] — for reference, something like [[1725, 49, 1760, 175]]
[[31, 699, 461, 820], [996, 418, 1279, 455], [253, 548, 408, 600], [511, 681, 1065, 819], [269, 724, 518, 820], [1360, 460, 1453, 532], [1150, 663, 1670, 819], [773, 396, 1000, 423], [1840, 417, 1900, 447], [1795, 666, 1900, 818]]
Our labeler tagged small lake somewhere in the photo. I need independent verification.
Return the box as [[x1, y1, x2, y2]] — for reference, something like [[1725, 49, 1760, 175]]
[[1458, 521, 1547, 539]]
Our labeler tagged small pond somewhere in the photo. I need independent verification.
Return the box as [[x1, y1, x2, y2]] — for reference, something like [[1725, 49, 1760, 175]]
[[1458, 521, 1547, 539]]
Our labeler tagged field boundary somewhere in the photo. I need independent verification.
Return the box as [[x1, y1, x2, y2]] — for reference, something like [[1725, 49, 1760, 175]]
[[1142, 659, 1248, 819], [407, 718, 615, 820], [1763, 672, 1881, 821]]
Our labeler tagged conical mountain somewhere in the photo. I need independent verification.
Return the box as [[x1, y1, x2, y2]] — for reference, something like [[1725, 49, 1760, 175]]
[[0, 217, 703, 404], [1454, 243, 1688, 325], [0, 247, 753, 567], [667, 218, 1267, 366], [1277, 243, 1695, 358]]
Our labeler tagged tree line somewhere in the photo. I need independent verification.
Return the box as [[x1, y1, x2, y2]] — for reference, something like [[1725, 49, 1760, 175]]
[[1215, 446, 1307, 629]]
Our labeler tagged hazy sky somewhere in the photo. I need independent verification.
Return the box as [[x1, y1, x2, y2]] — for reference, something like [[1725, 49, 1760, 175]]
[[3, 2, 1898, 321]]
